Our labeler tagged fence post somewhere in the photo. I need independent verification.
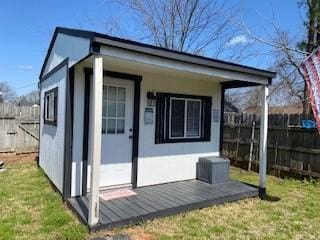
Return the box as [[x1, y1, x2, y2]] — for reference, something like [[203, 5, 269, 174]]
[[235, 115, 242, 164], [259, 85, 268, 197], [248, 121, 256, 171]]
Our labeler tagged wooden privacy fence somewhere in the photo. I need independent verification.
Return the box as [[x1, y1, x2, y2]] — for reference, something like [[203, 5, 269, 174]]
[[0, 103, 39, 154], [223, 112, 320, 178]]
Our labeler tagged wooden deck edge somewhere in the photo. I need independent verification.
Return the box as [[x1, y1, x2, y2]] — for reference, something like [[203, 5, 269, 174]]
[[87, 189, 259, 232], [66, 198, 89, 228]]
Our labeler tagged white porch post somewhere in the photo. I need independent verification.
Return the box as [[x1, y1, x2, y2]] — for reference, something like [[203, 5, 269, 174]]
[[259, 85, 268, 197], [88, 55, 103, 226]]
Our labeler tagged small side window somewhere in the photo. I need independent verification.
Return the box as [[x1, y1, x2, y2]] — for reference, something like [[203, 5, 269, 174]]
[[44, 87, 58, 126]]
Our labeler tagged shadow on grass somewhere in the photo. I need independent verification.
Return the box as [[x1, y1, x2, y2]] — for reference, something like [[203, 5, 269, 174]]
[[259, 193, 281, 202], [239, 181, 281, 202]]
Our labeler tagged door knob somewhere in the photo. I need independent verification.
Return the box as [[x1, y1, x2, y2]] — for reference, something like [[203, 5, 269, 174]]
[[129, 135, 133, 139]]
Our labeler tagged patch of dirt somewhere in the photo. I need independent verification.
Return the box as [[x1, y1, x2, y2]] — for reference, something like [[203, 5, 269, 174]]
[[0, 153, 38, 164], [131, 233, 154, 240], [120, 229, 155, 240], [90, 229, 154, 240]]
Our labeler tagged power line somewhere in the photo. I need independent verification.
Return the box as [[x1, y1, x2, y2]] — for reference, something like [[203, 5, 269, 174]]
[[11, 83, 37, 91]]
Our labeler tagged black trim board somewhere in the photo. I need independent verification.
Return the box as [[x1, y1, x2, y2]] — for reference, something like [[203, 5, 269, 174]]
[[62, 65, 74, 200], [82, 69, 91, 195], [220, 80, 263, 89], [81, 68, 142, 194], [219, 86, 225, 153], [83, 68, 142, 81], [41, 58, 69, 82], [132, 77, 141, 188]]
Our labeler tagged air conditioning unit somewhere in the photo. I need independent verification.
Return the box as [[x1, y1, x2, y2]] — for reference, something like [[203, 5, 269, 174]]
[[196, 157, 230, 184]]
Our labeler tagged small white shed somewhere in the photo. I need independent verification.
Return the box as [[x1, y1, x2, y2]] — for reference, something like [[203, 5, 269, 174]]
[[38, 27, 276, 227]]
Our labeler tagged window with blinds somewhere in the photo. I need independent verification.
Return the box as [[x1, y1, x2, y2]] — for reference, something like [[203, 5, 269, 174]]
[[155, 92, 212, 144], [169, 98, 201, 139], [186, 100, 201, 137]]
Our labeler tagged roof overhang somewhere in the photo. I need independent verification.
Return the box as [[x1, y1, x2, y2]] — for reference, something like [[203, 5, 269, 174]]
[[94, 36, 276, 81], [39, 27, 276, 85]]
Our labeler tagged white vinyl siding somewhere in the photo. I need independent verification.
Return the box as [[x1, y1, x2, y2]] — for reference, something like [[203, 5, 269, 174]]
[[39, 65, 66, 193]]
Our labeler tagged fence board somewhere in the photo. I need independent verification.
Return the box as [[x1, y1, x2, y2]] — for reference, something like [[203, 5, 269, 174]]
[[0, 103, 39, 154], [223, 112, 320, 178]]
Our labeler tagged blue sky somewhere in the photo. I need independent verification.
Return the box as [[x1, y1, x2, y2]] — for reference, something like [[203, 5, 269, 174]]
[[0, 0, 305, 95]]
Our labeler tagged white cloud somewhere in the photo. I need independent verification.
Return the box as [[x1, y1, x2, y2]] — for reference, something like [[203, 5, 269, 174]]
[[18, 65, 33, 70], [227, 35, 249, 46]]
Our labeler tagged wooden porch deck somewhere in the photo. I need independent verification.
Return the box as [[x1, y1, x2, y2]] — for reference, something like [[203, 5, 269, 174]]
[[67, 180, 258, 231]]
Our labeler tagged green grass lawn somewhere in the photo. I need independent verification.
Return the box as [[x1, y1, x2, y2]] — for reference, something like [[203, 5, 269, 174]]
[[1, 159, 320, 240], [0, 160, 86, 240]]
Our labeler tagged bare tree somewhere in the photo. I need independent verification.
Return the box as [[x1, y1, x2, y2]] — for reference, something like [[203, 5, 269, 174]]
[[16, 90, 40, 106], [116, 0, 253, 61], [0, 82, 16, 103], [225, 87, 261, 113], [239, 0, 320, 115]]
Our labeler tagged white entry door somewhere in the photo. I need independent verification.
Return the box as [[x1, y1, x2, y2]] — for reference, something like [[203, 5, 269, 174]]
[[100, 77, 134, 188]]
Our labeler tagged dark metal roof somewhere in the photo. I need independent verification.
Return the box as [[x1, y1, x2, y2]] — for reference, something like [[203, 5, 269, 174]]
[[225, 101, 239, 113], [39, 27, 276, 81]]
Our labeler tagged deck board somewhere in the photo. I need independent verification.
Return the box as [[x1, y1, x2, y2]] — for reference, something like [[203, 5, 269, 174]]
[[99, 201, 123, 222], [67, 179, 258, 231]]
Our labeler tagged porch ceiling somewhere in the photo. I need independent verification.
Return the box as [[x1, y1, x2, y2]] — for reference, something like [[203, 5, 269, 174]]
[[78, 51, 269, 86]]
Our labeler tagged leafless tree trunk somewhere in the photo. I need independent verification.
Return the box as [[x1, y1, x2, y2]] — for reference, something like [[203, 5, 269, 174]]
[[239, 0, 320, 115], [117, 0, 253, 61], [0, 82, 16, 103]]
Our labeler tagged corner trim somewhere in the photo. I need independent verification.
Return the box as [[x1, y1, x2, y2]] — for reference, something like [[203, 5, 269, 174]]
[[219, 86, 225, 153], [62, 64, 74, 200], [132, 78, 141, 188], [82, 69, 91, 195]]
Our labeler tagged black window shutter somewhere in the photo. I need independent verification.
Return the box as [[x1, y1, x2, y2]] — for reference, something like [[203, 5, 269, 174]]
[[202, 96, 212, 141], [155, 92, 165, 144], [43, 95, 46, 121]]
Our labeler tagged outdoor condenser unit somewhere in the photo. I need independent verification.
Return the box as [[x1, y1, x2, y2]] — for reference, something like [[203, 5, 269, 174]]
[[196, 156, 230, 184]]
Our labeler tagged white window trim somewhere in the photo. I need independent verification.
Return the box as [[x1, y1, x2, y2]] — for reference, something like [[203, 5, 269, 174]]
[[45, 92, 55, 122], [169, 97, 202, 139]]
